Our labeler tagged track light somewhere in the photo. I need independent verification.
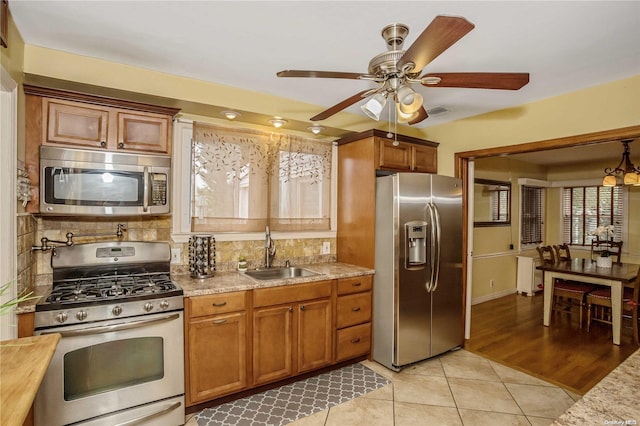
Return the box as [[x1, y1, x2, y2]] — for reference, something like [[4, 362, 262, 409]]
[[361, 93, 387, 121], [396, 85, 423, 114], [269, 118, 288, 128]]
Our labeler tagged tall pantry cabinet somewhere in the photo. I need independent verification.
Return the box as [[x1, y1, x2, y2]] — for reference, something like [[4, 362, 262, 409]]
[[336, 129, 438, 268]]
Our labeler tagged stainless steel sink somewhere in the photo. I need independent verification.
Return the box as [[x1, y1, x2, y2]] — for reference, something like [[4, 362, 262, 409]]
[[244, 267, 320, 280]]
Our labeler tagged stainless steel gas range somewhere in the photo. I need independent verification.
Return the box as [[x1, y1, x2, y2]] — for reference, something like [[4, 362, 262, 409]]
[[34, 241, 185, 426]]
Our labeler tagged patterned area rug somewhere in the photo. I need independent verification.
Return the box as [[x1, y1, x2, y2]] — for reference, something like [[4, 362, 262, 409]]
[[195, 363, 389, 426]]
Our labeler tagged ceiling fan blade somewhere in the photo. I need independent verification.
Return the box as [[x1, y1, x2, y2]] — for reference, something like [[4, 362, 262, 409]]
[[421, 72, 530, 90], [277, 70, 367, 80], [408, 106, 429, 125], [310, 90, 370, 121], [397, 16, 475, 74]]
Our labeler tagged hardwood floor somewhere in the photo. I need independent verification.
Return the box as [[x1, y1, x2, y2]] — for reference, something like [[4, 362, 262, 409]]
[[464, 292, 638, 395]]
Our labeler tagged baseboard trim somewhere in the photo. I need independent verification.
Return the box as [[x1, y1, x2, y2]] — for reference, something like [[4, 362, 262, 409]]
[[472, 288, 517, 305]]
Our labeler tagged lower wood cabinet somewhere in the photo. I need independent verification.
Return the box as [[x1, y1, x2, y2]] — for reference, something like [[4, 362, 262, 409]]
[[253, 281, 333, 386], [185, 292, 248, 406], [185, 276, 372, 407]]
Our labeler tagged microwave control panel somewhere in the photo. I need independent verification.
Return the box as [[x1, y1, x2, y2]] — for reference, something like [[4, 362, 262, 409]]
[[151, 174, 167, 206]]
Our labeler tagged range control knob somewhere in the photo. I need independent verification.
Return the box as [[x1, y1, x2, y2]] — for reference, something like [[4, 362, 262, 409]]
[[76, 310, 87, 321], [112, 305, 123, 316], [144, 302, 154, 312], [55, 312, 68, 323], [159, 300, 169, 310]]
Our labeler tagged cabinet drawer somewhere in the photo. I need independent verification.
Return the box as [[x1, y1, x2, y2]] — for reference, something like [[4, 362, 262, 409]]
[[253, 280, 332, 307], [189, 292, 246, 318], [336, 292, 371, 328], [337, 275, 372, 295], [336, 323, 371, 362]]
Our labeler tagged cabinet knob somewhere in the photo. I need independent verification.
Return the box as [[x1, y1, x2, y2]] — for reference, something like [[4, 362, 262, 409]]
[[300, 305, 305, 311], [352, 307, 361, 312], [212, 302, 227, 307], [288, 306, 293, 312], [100, 141, 106, 147], [350, 338, 361, 344], [352, 282, 362, 287], [118, 142, 125, 149], [212, 319, 227, 324]]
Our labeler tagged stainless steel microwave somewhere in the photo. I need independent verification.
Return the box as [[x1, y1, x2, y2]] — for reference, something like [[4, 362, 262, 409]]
[[40, 146, 171, 216]]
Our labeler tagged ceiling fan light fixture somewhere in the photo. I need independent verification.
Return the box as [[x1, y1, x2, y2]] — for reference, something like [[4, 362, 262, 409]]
[[221, 110, 241, 120], [269, 118, 288, 128], [397, 86, 423, 114], [308, 125, 324, 135], [361, 93, 387, 121], [396, 103, 418, 123]]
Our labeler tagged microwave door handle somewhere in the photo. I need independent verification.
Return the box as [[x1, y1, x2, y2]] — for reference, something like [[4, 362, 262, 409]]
[[40, 313, 180, 337], [143, 166, 149, 212]]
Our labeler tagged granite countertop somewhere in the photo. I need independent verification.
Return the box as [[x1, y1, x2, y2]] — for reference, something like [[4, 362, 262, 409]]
[[16, 262, 375, 313], [175, 262, 375, 297], [552, 348, 640, 425]]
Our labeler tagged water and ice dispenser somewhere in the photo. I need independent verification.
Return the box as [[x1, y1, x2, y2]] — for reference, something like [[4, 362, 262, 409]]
[[405, 221, 428, 268]]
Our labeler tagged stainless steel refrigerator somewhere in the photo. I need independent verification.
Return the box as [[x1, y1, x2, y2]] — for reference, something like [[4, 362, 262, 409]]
[[373, 173, 463, 371]]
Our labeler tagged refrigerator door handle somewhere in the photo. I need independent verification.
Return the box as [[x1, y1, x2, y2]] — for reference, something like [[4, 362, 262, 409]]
[[428, 202, 442, 293]]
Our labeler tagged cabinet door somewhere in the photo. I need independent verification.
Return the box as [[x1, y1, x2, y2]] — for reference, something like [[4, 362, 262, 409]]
[[187, 312, 247, 405], [44, 98, 110, 148], [253, 305, 294, 385], [117, 111, 170, 154], [378, 139, 412, 171], [412, 144, 438, 173], [297, 299, 333, 373]]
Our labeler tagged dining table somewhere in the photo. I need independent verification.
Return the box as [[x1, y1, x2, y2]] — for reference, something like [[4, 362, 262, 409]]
[[537, 258, 639, 345]]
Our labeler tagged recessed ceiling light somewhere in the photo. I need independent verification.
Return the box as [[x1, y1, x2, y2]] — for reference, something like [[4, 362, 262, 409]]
[[308, 125, 324, 135], [269, 118, 287, 128], [221, 110, 240, 120]]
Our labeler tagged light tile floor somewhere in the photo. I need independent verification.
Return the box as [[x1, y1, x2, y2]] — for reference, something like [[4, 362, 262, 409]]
[[185, 349, 580, 426]]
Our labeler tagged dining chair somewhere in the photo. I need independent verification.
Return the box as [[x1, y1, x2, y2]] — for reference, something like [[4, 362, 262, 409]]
[[553, 243, 572, 262], [590, 239, 623, 265], [586, 285, 638, 344], [538, 245, 595, 328]]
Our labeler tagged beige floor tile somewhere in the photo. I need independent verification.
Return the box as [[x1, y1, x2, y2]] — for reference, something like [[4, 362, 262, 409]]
[[458, 408, 531, 426], [527, 416, 557, 426], [325, 397, 394, 426], [395, 401, 463, 426], [505, 382, 575, 418], [448, 377, 522, 414], [441, 353, 502, 382], [489, 361, 556, 387], [393, 374, 456, 407], [399, 356, 446, 377], [360, 383, 394, 401], [360, 359, 400, 381], [286, 408, 328, 425], [184, 413, 198, 426]]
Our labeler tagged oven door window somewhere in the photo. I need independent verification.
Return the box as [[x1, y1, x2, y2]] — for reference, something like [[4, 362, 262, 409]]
[[44, 167, 143, 206], [63, 337, 164, 400]]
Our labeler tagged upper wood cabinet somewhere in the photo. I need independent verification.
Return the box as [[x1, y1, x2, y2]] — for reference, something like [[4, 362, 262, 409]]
[[337, 129, 439, 268], [25, 85, 180, 154]]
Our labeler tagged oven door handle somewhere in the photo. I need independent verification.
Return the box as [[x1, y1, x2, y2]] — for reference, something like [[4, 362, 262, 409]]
[[114, 401, 182, 426], [41, 313, 180, 338]]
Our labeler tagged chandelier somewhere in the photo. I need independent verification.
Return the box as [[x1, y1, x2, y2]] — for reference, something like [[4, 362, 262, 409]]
[[603, 140, 640, 186]]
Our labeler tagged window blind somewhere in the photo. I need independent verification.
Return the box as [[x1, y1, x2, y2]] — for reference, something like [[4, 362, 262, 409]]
[[561, 186, 623, 245], [521, 186, 544, 245]]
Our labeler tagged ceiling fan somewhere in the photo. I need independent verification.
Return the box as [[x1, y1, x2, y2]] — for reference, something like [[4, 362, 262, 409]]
[[277, 15, 530, 125]]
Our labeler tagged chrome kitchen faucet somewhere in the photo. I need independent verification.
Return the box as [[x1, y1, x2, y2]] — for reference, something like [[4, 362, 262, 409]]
[[264, 226, 277, 268]]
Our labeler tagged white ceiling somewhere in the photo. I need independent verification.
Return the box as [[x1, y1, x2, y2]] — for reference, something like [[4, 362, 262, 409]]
[[7, 1, 640, 165]]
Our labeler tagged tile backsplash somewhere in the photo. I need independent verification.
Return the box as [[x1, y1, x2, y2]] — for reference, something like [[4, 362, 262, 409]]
[[17, 214, 37, 296], [30, 215, 336, 283]]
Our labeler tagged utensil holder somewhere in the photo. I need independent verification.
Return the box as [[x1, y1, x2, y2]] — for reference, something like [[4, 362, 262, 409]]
[[189, 235, 216, 278]]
